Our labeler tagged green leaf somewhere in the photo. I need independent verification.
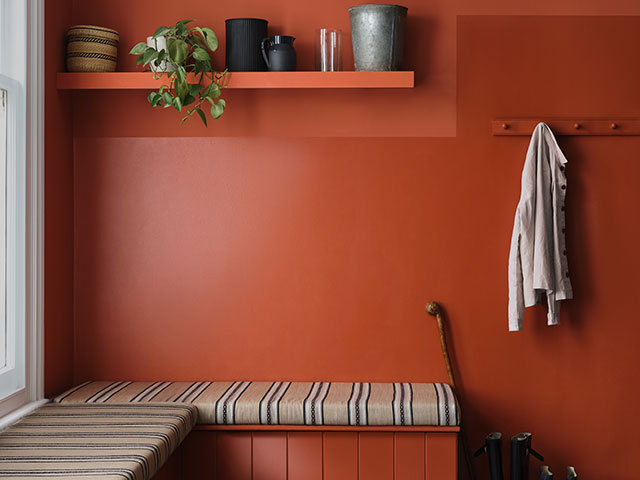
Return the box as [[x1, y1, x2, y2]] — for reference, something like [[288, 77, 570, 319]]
[[172, 96, 183, 112], [175, 77, 188, 98], [189, 83, 202, 96], [129, 42, 148, 55], [202, 83, 221, 99], [195, 108, 207, 126], [147, 92, 163, 107], [176, 65, 186, 81], [153, 49, 167, 68], [194, 61, 209, 74], [201, 27, 218, 51], [176, 23, 189, 36], [210, 98, 225, 119], [175, 82, 189, 99], [192, 47, 210, 62], [183, 94, 196, 106], [135, 54, 144, 66], [177, 19, 194, 25], [190, 35, 205, 48], [168, 39, 189, 64], [142, 47, 158, 66], [162, 92, 174, 107], [152, 26, 171, 39]]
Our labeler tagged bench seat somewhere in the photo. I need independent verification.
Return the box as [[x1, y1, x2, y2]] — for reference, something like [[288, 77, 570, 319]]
[[53, 381, 459, 426], [0, 403, 197, 479]]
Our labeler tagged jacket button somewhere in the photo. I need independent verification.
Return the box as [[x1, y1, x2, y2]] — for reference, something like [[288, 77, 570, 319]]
[[563, 249, 567, 256], [561, 185, 567, 190], [562, 228, 566, 234], [561, 205, 565, 211], [565, 272, 570, 278], [560, 166, 565, 172]]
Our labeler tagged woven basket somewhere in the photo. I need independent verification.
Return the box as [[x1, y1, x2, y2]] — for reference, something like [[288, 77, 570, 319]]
[[66, 25, 119, 72]]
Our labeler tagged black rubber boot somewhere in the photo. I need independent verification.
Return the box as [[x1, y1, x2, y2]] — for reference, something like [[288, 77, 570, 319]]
[[473, 432, 504, 480], [510, 432, 545, 480], [539, 465, 553, 480], [566, 466, 578, 479]]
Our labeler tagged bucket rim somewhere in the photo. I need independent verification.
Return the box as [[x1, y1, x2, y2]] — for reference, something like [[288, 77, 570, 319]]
[[348, 4, 408, 12]]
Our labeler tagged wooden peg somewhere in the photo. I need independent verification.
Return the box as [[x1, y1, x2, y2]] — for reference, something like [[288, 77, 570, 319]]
[[573, 123, 581, 129], [611, 122, 618, 129], [502, 123, 509, 130]]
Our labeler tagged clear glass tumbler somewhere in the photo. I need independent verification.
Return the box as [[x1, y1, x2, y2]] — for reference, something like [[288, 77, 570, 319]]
[[315, 28, 342, 72]]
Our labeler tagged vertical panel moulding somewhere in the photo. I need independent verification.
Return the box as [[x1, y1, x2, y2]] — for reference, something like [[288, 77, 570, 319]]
[[425, 433, 458, 480], [394, 433, 425, 480], [216, 431, 252, 480], [181, 431, 218, 479], [153, 450, 181, 480], [323, 432, 358, 480], [253, 432, 287, 480], [357, 432, 360, 480], [358, 432, 394, 480], [288, 432, 323, 480]]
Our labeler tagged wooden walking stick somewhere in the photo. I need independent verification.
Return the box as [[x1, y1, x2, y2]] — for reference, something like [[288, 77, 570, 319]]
[[426, 301, 475, 480]]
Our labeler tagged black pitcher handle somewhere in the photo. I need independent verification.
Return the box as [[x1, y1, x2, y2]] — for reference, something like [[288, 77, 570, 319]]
[[261, 37, 270, 69]]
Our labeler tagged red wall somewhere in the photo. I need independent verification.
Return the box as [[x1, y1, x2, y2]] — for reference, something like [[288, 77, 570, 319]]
[[47, 1, 640, 479], [44, 0, 74, 397]]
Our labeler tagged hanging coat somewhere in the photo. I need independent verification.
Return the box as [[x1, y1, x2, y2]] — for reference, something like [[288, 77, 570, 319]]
[[508, 122, 573, 331]]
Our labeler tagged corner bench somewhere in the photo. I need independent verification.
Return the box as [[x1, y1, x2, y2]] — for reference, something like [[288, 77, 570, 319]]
[[0, 403, 197, 479], [0, 381, 460, 479]]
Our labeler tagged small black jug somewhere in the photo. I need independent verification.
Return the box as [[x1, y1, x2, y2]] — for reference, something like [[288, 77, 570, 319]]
[[261, 35, 296, 72], [225, 18, 268, 71]]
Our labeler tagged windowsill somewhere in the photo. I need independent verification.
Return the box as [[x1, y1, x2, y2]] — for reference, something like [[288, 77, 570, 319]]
[[0, 398, 47, 431]]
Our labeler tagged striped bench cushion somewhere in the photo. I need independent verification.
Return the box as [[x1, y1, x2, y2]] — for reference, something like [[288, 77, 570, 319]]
[[53, 381, 459, 426], [0, 403, 197, 479]]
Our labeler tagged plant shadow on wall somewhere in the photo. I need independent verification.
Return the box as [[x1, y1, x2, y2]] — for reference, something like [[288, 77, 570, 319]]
[[129, 19, 227, 126]]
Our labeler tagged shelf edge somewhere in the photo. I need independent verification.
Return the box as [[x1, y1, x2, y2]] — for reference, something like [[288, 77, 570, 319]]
[[57, 71, 415, 90]]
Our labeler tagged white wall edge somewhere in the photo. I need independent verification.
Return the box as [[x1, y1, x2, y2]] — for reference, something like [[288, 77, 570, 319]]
[[26, 0, 45, 402], [0, 398, 48, 432]]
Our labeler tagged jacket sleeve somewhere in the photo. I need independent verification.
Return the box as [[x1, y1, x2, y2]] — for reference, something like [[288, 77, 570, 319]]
[[508, 213, 525, 331], [531, 139, 554, 292], [508, 124, 540, 330]]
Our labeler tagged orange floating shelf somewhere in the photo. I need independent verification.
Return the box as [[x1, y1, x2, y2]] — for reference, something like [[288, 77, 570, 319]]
[[57, 71, 414, 90]]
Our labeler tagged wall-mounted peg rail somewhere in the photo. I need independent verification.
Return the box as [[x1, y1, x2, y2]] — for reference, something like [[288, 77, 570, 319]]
[[492, 119, 640, 136]]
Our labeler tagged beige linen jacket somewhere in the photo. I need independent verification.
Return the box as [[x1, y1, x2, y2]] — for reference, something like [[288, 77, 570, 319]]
[[508, 122, 573, 331]]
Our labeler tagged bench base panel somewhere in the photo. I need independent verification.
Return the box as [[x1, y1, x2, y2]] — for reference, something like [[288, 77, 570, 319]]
[[154, 430, 458, 480]]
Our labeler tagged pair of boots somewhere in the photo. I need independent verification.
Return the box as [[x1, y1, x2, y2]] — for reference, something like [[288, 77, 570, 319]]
[[474, 432, 578, 480], [540, 466, 578, 480]]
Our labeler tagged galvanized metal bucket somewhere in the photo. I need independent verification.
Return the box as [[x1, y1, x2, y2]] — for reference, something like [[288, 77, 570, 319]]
[[349, 4, 407, 71]]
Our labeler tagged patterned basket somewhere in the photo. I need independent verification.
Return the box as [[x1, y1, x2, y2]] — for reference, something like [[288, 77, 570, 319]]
[[66, 25, 119, 72]]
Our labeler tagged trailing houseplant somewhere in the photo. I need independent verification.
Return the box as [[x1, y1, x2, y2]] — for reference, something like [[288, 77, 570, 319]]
[[129, 20, 227, 126]]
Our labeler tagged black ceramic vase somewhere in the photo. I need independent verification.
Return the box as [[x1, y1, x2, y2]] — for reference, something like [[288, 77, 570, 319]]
[[225, 18, 268, 71]]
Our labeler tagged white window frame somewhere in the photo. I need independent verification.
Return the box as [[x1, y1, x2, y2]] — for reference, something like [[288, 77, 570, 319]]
[[0, 0, 44, 419]]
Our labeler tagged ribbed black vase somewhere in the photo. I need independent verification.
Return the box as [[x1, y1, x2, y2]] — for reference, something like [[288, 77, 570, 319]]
[[225, 18, 268, 72]]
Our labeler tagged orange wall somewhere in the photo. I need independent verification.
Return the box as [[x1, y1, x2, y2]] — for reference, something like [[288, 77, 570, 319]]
[[54, 2, 640, 479]]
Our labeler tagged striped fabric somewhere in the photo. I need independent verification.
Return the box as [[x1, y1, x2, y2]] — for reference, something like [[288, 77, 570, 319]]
[[54, 381, 460, 426], [0, 403, 197, 479]]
